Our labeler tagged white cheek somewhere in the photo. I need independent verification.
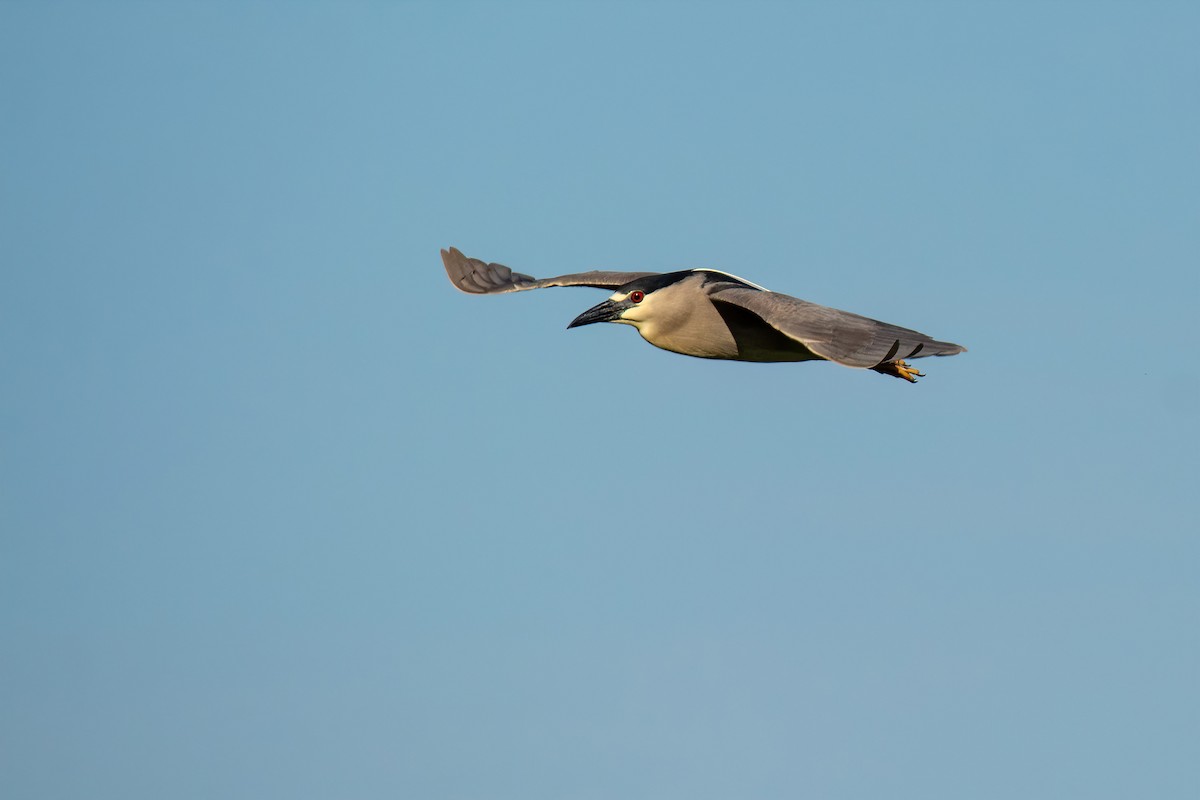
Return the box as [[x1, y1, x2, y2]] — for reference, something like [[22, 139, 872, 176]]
[[620, 303, 650, 329]]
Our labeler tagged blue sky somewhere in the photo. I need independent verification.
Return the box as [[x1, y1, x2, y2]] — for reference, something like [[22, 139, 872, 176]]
[[2, 2, 1197, 798]]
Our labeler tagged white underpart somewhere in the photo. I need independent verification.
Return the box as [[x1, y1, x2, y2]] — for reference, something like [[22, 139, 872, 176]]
[[608, 274, 740, 358]]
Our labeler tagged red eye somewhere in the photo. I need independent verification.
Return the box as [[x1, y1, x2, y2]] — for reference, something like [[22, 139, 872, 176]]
[[629, 290, 644, 303]]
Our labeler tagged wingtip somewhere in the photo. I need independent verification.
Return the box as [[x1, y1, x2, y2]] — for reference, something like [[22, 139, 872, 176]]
[[440, 246, 475, 293], [930, 341, 967, 357], [441, 246, 471, 272]]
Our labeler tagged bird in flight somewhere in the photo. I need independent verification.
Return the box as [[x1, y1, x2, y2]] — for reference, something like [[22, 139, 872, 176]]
[[441, 247, 965, 382]]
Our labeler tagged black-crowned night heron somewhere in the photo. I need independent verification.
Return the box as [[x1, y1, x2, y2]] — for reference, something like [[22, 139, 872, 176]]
[[441, 247, 966, 382]]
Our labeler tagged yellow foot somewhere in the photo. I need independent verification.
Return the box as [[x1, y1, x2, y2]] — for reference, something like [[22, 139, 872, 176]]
[[872, 360, 925, 383], [895, 360, 924, 382]]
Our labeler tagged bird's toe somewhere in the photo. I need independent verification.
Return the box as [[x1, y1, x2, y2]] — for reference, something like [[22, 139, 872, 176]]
[[871, 360, 925, 382]]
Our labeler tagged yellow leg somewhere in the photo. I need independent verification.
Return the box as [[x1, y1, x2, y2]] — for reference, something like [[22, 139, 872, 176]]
[[872, 360, 926, 382], [894, 360, 924, 382]]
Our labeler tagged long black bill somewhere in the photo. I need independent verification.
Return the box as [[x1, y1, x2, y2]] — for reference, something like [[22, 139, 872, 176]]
[[567, 298, 626, 329]]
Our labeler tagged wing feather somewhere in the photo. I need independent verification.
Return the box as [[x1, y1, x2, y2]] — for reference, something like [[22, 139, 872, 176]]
[[441, 247, 657, 294], [709, 284, 966, 367]]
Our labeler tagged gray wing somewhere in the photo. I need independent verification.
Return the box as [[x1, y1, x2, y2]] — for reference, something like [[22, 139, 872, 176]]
[[441, 247, 657, 294], [709, 283, 966, 367]]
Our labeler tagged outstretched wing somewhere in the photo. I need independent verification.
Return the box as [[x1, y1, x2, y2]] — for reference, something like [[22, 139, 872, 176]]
[[708, 283, 966, 368], [441, 247, 657, 294]]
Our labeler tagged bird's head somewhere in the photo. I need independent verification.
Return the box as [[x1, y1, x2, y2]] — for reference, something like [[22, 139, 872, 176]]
[[566, 272, 693, 331]]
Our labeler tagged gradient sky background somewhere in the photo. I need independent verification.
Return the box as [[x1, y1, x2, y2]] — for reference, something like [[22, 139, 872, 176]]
[[2, 2, 1197, 798]]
